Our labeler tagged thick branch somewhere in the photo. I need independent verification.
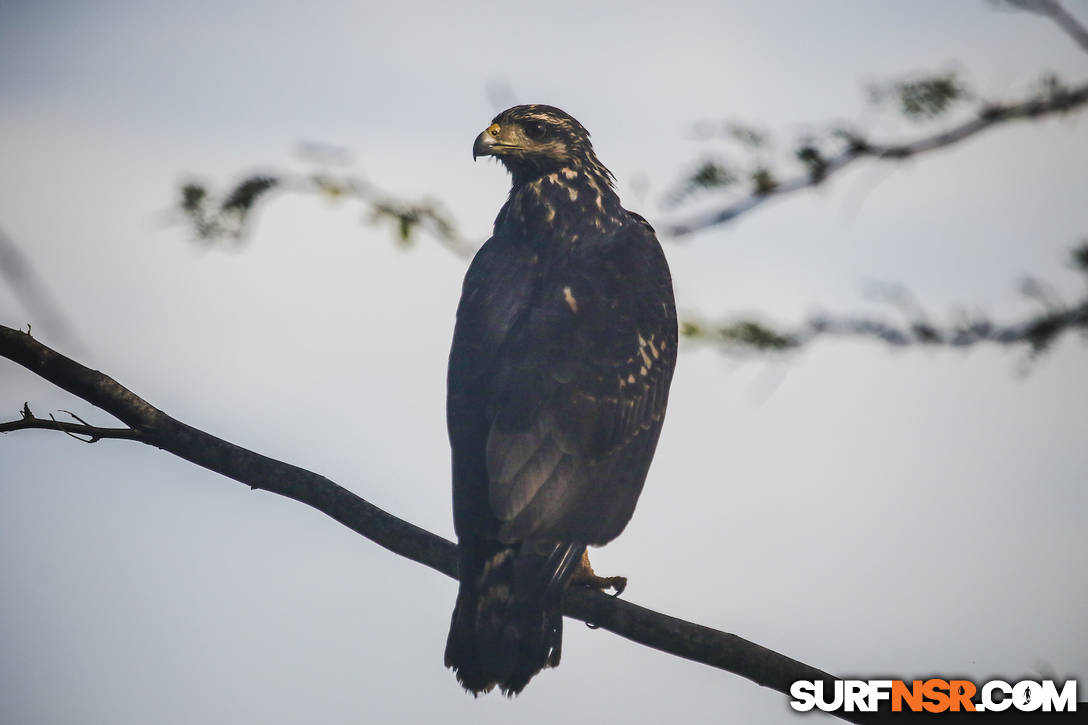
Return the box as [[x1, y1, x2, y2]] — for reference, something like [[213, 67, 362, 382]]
[[665, 80, 1088, 237], [0, 323, 912, 724], [0, 323, 454, 577]]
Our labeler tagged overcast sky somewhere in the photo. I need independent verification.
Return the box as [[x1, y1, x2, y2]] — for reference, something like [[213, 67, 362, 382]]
[[1, 1, 1086, 723]]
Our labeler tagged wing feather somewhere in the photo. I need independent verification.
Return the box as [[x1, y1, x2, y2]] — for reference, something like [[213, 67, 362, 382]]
[[477, 222, 677, 541]]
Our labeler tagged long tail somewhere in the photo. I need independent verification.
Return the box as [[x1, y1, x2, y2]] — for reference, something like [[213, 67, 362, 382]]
[[445, 540, 584, 695]]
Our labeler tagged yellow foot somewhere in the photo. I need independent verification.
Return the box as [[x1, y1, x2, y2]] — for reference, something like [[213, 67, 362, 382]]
[[569, 550, 627, 596]]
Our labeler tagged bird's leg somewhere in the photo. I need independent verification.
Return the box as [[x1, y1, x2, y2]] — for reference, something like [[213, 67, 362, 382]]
[[569, 550, 626, 596]]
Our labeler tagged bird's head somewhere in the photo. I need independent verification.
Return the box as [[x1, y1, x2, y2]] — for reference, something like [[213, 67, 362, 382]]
[[473, 105, 612, 185]]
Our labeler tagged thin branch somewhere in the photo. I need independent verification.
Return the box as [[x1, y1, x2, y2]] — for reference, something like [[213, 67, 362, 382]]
[[0, 323, 912, 724], [664, 80, 1088, 236], [800, 300, 1088, 352], [0, 408, 140, 442], [179, 171, 478, 260], [683, 296, 1088, 356], [1003, 0, 1088, 54]]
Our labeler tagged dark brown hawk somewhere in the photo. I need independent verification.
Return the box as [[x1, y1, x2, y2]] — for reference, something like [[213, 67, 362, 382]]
[[444, 105, 677, 695]]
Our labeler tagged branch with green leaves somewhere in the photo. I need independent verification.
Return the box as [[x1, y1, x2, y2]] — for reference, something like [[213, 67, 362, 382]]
[[177, 147, 476, 259], [663, 0, 1088, 235], [683, 243, 1088, 358], [175, 5, 1088, 254], [159, 1, 1088, 364], [663, 73, 1087, 235]]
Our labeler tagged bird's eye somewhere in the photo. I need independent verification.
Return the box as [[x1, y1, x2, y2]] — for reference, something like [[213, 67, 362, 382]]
[[524, 121, 549, 140]]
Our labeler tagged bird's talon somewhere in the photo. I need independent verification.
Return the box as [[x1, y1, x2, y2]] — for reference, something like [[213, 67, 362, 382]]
[[570, 551, 627, 596]]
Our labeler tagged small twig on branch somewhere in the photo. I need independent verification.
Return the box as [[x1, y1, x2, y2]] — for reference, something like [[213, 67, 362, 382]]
[[0, 406, 139, 443], [664, 80, 1088, 237], [0, 323, 911, 724]]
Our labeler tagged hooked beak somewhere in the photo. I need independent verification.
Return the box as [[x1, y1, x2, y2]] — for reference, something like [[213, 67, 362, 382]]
[[473, 122, 508, 160], [472, 131, 494, 161]]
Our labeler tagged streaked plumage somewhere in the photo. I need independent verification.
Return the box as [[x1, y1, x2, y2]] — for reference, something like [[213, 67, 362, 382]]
[[445, 105, 677, 694]]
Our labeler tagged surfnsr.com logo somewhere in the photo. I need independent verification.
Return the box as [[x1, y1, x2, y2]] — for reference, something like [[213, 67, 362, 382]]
[[789, 678, 1078, 714]]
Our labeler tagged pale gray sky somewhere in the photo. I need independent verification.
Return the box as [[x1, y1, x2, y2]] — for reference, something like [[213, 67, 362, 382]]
[[1, 1, 1086, 723]]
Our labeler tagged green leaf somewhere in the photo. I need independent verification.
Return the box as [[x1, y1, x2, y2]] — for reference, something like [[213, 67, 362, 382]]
[[895, 72, 968, 121], [221, 176, 279, 214], [1071, 240, 1088, 272], [180, 183, 207, 213], [750, 168, 777, 195], [795, 145, 828, 183], [718, 320, 795, 350]]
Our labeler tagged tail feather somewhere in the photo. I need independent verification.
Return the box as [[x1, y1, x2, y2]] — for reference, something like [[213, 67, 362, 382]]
[[445, 540, 584, 695]]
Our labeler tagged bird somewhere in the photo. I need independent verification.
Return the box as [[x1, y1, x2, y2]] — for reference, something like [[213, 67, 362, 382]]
[[444, 104, 677, 695]]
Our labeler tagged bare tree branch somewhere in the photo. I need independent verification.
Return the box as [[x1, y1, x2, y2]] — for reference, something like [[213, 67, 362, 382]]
[[1001, 0, 1088, 54], [664, 80, 1088, 237], [0, 322, 917, 724]]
